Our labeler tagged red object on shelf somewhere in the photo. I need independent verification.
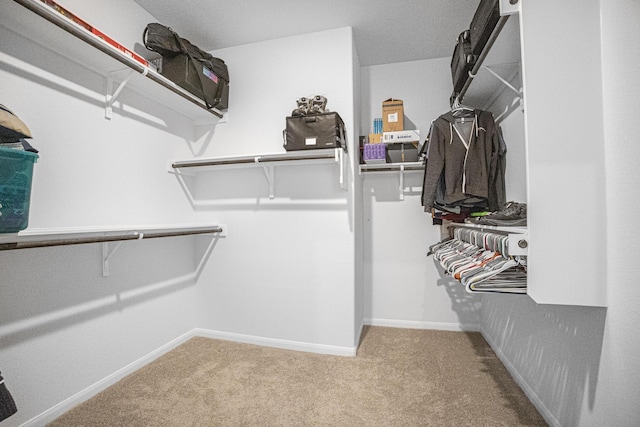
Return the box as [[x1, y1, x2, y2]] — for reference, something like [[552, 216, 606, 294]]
[[90, 28, 149, 67], [39, 0, 149, 67], [41, 0, 92, 31]]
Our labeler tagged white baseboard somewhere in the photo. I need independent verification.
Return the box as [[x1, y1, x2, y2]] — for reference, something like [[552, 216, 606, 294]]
[[480, 328, 560, 427], [364, 317, 481, 332], [21, 330, 196, 427], [194, 328, 358, 357]]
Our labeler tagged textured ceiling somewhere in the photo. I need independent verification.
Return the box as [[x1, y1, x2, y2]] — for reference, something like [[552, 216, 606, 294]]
[[132, 0, 480, 66]]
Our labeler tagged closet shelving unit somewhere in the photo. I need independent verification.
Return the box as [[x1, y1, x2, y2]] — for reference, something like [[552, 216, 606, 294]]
[[452, 6, 522, 115], [359, 161, 424, 200], [2, 0, 224, 124], [0, 225, 225, 276], [171, 148, 348, 200], [434, 3, 529, 295], [0, 1, 228, 275]]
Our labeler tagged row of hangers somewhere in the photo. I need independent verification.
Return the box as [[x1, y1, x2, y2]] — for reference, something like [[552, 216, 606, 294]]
[[428, 229, 527, 294], [451, 227, 514, 256]]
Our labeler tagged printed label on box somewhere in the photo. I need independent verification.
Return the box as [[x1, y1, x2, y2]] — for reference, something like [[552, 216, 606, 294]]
[[305, 137, 317, 146], [382, 130, 420, 143], [387, 112, 398, 123]]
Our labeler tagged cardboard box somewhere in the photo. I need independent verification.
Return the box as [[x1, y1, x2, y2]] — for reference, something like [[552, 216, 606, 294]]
[[386, 142, 420, 163], [382, 130, 420, 143], [368, 133, 383, 144], [382, 98, 404, 132]]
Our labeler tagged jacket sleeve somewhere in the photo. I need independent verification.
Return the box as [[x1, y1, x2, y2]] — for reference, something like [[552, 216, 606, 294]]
[[488, 122, 507, 211], [421, 122, 446, 209]]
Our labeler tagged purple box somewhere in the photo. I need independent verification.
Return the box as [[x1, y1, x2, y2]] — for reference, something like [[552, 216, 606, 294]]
[[363, 143, 386, 164]]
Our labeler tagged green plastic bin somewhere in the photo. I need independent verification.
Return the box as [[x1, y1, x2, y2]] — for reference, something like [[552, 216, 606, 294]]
[[0, 146, 38, 233]]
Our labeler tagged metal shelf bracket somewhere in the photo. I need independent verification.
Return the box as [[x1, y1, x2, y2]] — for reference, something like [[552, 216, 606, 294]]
[[105, 68, 149, 120], [260, 161, 276, 199], [338, 148, 347, 190], [398, 164, 406, 201], [483, 64, 521, 97], [102, 240, 128, 277]]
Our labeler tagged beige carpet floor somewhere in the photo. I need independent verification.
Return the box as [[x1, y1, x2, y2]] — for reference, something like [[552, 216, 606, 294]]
[[49, 326, 547, 426]]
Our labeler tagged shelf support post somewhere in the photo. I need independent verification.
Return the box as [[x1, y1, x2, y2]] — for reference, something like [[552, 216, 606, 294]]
[[106, 69, 147, 120], [257, 157, 276, 199], [102, 241, 124, 277], [337, 148, 347, 190], [398, 164, 405, 201]]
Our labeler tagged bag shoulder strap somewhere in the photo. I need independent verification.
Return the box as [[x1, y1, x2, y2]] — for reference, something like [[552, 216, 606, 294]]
[[170, 29, 220, 109]]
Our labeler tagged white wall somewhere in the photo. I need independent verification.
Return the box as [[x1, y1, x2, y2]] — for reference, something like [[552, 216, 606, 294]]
[[0, 1, 209, 425], [481, 1, 640, 425], [190, 27, 358, 354]]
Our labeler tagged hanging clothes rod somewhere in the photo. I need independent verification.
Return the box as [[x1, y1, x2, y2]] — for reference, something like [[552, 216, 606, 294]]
[[448, 223, 526, 237], [448, 224, 528, 257], [0, 225, 223, 251], [0, 232, 141, 251], [171, 149, 341, 169]]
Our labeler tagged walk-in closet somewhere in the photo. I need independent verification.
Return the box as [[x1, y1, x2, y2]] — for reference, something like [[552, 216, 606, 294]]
[[1, 0, 639, 426]]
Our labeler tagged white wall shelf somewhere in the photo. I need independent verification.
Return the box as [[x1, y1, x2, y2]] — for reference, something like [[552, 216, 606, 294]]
[[2, 0, 224, 124], [453, 14, 511, 103], [454, 5, 522, 120], [359, 162, 424, 174], [171, 148, 348, 199], [0, 224, 225, 276], [359, 162, 424, 200]]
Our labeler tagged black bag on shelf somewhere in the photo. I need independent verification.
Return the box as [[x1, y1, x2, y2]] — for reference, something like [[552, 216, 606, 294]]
[[450, 30, 474, 96], [143, 23, 229, 110], [284, 112, 346, 151], [469, 0, 502, 57]]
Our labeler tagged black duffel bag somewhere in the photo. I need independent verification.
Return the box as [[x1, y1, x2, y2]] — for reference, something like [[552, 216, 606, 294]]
[[143, 23, 229, 110]]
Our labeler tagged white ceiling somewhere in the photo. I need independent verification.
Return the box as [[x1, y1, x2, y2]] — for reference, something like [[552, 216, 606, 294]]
[[132, 0, 481, 66]]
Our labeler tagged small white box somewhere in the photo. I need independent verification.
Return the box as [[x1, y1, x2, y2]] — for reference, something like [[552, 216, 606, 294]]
[[382, 130, 420, 143]]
